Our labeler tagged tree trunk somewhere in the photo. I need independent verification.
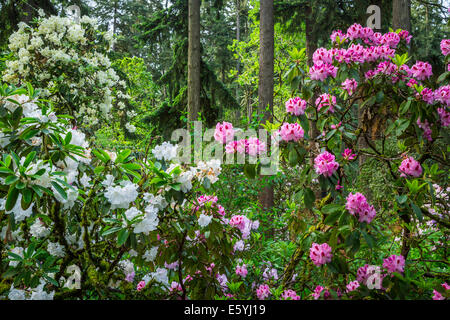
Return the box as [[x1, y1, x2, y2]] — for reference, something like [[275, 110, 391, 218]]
[[257, 0, 274, 212], [188, 0, 201, 123], [235, 0, 241, 122], [392, 0, 411, 32]]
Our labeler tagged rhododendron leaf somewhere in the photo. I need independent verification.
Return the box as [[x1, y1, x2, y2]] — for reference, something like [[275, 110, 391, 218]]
[[396, 195, 408, 205], [19, 128, 40, 141], [51, 181, 67, 200], [94, 166, 105, 175], [437, 71, 449, 84], [5, 184, 19, 211], [410, 202, 423, 222], [101, 226, 122, 237], [399, 99, 412, 115], [21, 188, 32, 207], [117, 229, 129, 246], [5, 175, 19, 185], [304, 188, 315, 210], [361, 230, 375, 249]]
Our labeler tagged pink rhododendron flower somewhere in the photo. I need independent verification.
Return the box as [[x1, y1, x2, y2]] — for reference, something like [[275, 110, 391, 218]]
[[357, 264, 370, 283], [406, 78, 418, 88], [398, 156, 422, 177], [309, 61, 338, 81], [309, 243, 333, 266], [399, 30, 412, 44], [330, 30, 347, 43], [435, 85, 450, 106], [256, 284, 271, 300], [410, 61, 432, 80], [439, 108, 450, 128], [442, 282, 450, 290], [346, 23, 363, 40], [418, 88, 435, 104], [214, 122, 234, 144], [342, 148, 356, 161], [137, 281, 146, 291], [382, 254, 405, 274], [236, 264, 248, 278], [440, 39, 450, 56], [417, 118, 432, 141], [432, 289, 445, 300], [169, 281, 182, 293], [381, 32, 400, 48], [281, 289, 300, 300], [313, 47, 333, 64], [315, 94, 336, 113], [246, 137, 266, 156], [125, 272, 135, 282], [279, 122, 304, 142], [341, 78, 358, 95], [345, 192, 377, 223], [314, 151, 339, 177], [312, 285, 326, 300], [346, 280, 360, 293], [331, 121, 342, 130], [285, 97, 307, 116]]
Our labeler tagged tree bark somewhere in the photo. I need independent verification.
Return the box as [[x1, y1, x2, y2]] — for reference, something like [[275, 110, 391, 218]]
[[188, 0, 201, 123], [257, 0, 274, 212], [235, 0, 241, 121], [392, 0, 411, 32]]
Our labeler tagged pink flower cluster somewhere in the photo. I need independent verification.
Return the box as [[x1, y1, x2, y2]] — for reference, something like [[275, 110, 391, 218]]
[[285, 97, 307, 116], [356, 264, 370, 283], [315, 93, 336, 113], [435, 85, 450, 106], [342, 148, 356, 161], [341, 78, 358, 95], [398, 156, 422, 178], [312, 285, 330, 300], [256, 284, 271, 300], [235, 264, 248, 278], [225, 137, 266, 156], [214, 121, 234, 144], [279, 122, 304, 142], [382, 254, 405, 274], [345, 192, 377, 223], [309, 61, 338, 81], [314, 151, 339, 177], [418, 88, 435, 104], [346, 280, 360, 293], [437, 108, 450, 127], [195, 195, 225, 216], [281, 289, 300, 300], [410, 61, 433, 81], [440, 39, 450, 56], [309, 242, 333, 266], [228, 215, 258, 239], [417, 118, 432, 142], [136, 280, 146, 291]]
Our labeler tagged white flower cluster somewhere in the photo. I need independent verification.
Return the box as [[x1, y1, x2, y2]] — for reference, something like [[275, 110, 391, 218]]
[[151, 142, 178, 162], [8, 280, 55, 300], [104, 180, 139, 209], [164, 158, 222, 194], [2, 15, 130, 127]]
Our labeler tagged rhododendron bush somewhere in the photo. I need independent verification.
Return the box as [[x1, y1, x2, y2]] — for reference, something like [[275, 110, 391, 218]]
[[0, 85, 261, 299], [0, 16, 449, 301]]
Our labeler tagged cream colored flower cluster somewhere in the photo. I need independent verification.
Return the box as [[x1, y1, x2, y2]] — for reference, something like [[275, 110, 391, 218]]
[[2, 15, 129, 127]]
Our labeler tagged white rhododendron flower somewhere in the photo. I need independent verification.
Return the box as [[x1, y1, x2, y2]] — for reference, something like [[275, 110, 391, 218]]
[[198, 214, 213, 228], [152, 142, 178, 162]]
